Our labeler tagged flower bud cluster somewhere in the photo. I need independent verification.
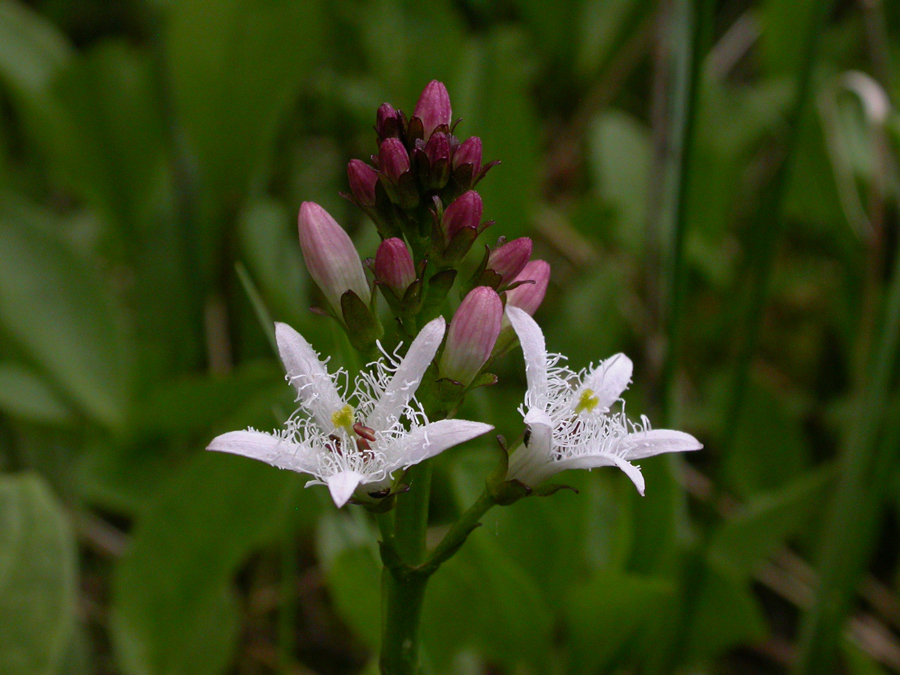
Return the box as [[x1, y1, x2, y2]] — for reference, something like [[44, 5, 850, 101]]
[[296, 80, 549, 393], [345, 80, 498, 267]]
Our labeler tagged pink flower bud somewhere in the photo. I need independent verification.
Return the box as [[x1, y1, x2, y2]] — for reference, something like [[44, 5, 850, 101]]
[[441, 190, 483, 241], [374, 238, 416, 295], [297, 202, 371, 312], [379, 138, 410, 183], [439, 287, 502, 386], [424, 132, 451, 165], [413, 80, 452, 138], [376, 103, 402, 139], [487, 237, 532, 286], [347, 159, 378, 207], [505, 260, 550, 316], [453, 136, 482, 175]]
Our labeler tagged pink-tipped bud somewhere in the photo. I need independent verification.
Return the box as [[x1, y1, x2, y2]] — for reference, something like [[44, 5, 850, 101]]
[[424, 132, 451, 165], [297, 202, 371, 312], [379, 138, 410, 183], [441, 190, 483, 241], [453, 136, 482, 175], [347, 159, 378, 207], [505, 260, 550, 315], [439, 287, 502, 386], [374, 238, 416, 295], [376, 103, 402, 139], [413, 80, 452, 138], [487, 237, 532, 286]]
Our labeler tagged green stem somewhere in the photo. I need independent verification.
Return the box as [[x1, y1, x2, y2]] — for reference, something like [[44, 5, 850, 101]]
[[421, 490, 495, 575], [393, 463, 432, 565], [379, 567, 428, 675]]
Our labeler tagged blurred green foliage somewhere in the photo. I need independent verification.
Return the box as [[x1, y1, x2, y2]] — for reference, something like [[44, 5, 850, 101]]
[[1, 0, 900, 673]]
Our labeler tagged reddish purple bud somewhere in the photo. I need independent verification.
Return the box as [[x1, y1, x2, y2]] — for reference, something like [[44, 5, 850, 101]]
[[347, 159, 378, 207], [297, 202, 371, 312], [440, 287, 503, 386], [453, 136, 482, 175], [379, 138, 410, 183], [424, 132, 451, 165], [375, 238, 416, 295], [505, 260, 550, 315], [413, 80, 452, 138], [488, 237, 532, 285], [376, 103, 402, 139], [441, 190, 483, 241]]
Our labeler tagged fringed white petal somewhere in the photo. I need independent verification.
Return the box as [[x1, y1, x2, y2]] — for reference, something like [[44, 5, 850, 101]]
[[206, 430, 318, 474], [576, 353, 633, 413], [366, 317, 445, 432], [507, 408, 555, 486], [620, 429, 703, 460], [383, 419, 493, 473], [506, 306, 550, 406], [325, 470, 365, 508], [275, 322, 345, 432]]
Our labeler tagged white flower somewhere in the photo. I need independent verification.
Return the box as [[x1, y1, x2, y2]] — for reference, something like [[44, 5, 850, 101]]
[[207, 317, 493, 507], [505, 306, 701, 495]]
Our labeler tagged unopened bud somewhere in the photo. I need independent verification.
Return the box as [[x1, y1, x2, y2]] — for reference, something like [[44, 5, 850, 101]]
[[347, 159, 378, 207], [379, 138, 410, 183], [487, 237, 532, 286], [297, 202, 371, 312], [376, 103, 403, 140], [453, 136, 482, 175], [505, 260, 550, 315], [374, 238, 416, 295], [424, 132, 451, 165], [441, 190, 483, 241], [413, 80, 452, 139], [439, 286, 502, 386]]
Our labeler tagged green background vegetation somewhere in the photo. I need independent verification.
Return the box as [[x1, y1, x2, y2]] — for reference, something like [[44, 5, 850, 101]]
[[1, 0, 900, 673]]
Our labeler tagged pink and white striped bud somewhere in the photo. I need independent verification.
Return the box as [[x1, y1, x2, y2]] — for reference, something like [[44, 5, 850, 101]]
[[439, 287, 502, 386], [453, 136, 482, 175], [487, 237, 532, 286], [374, 238, 416, 295], [441, 190, 483, 241], [376, 103, 403, 140], [297, 202, 371, 312], [379, 138, 410, 183], [413, 80, 452, 138], [347, 159, 378, 207], [505, 260, 550, 315]]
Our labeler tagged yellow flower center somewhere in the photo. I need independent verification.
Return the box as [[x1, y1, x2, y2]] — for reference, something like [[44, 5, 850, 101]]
[[574, 388, 599, 414], [331, 404, 355, 430]]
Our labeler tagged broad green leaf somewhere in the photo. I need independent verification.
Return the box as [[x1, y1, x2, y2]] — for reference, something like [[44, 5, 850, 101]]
[[0, 473, 77, 675], [708, 464, 835, 579], [111, 453, 310, 675], [588, 110, 651, 253], [0, 0, 71, 98], [316, 510, 382, 652], [685, 563, 768, 663], [0, 362, 74, 425], [0, 204, 132, 429], [564, 571, 673, 675], [165, 0, 324, 207]]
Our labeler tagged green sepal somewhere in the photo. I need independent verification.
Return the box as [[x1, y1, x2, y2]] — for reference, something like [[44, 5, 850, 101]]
[[531, 483, 579, 497], [340, 289, 383, 352], [406, 116, 425, 145], [441, 226, 479, 266], [467, 371, 498, 391], [435, 377, 465, 410], [489, 478, 532, 506], [400, 277, 425, 318]]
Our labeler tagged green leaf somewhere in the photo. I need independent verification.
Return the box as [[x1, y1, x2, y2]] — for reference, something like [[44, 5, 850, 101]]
[[0, 204, 132, 429], [111, 453, 310, 675], [564, 572, 674, 675], [165, 0, 324, 206], [315, 510, 382, 652], [708, 464, 835, 579], [0, 473, 78, 675], [0, 0, 71, 99], [0, 362, 75, 424]]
